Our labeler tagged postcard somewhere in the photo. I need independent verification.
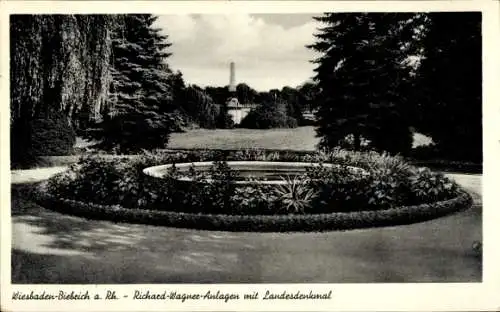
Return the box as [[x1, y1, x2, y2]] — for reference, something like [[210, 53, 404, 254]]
[[1, 1, 499, 311]]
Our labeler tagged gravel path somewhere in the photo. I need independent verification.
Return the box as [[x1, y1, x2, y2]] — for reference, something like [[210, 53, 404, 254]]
[[11, 166, 68, 184]]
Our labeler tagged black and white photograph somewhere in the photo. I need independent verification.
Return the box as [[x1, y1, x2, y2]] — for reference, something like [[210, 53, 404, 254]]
[[1, 1, 498, 311]]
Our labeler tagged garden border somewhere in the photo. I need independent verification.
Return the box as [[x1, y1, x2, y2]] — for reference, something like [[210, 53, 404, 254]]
[[34, 190, 472, 233]]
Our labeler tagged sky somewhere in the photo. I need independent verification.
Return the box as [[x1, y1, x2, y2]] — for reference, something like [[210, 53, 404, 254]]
[[155, 14, 321, 91]]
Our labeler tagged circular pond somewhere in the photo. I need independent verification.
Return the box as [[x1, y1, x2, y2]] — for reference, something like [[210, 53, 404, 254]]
[[143, 161, 366, 185]]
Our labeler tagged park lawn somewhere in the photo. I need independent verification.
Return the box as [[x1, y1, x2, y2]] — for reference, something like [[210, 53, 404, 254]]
[[168, 126, 431, 151], [168, 126, 320, 151], [76, 126, 432, 152]]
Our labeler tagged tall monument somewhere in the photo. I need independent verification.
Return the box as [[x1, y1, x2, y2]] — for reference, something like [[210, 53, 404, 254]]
[[229, 61, 236, 92], [225, 61, 251, 124], [227, 61, 239, 107]]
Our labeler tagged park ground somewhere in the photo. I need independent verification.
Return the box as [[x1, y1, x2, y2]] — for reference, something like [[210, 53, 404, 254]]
[[11, 126, 481, 283]]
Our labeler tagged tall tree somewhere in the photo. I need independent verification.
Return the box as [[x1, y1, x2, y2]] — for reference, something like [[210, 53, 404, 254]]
[[10, 15, 115, 166], [415, 12, 482, 162], [204, 86, 230, 104], [308, 13, 419, 154], [169, 70, 186, 108], [297, 81, 320, 112], [236, 83, 258, 104], [184, 85, 220, 129], [280, 86, 305, 124], [94, 14, 175, 152], [10, 15, 115, 124]]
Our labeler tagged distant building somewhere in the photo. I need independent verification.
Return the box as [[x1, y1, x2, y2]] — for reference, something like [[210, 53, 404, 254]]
[[215, 98, 258, 125], [224, 61, 258, 125], [225, 97, 258, 125]]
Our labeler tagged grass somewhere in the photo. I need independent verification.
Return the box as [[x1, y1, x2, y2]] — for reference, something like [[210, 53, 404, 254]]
[[158, 126, 431, 151], [168, 126, 320, 151], [77, 126, 432, 152]]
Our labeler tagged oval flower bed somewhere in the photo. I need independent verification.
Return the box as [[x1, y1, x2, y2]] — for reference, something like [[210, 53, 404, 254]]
[[35, 149, 473, 232]]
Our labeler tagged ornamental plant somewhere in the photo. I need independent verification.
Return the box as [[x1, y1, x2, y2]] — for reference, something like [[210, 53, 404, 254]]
[[44, 149, 464, 217], [272, 176, 319, 214]]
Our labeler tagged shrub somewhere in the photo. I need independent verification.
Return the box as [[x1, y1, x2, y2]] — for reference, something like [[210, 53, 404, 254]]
[[272, 176, 319, 214], [11, 112, 76, 168], [230, 184, 280, 215], [176, 161, 239, 213], [369, 124, 414, 156], [93, 112, 173, 154], [239, 102, 298, 129], [47, 156, 123, 204], [410, 143, 482, 164], [43, 148, 468, 227], [216, 102, 235, 129], [35, 190, 472, 232], [408, 168, 459, 203], [216, 112, 235, 129]]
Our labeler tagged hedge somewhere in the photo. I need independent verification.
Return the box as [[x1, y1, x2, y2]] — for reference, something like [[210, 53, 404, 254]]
[[409, 160, 482, 174], [34, 190, 472, 233], [39, 150, 482, 173]]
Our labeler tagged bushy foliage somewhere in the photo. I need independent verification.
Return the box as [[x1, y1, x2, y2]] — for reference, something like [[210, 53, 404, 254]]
[[308, 13, 420, 155], [38, 192, 472, 232], [97, 111, 173, 153], [272, 176, 319, 214], [89, 15, 175, 153], [45, 149, 464, 219], [10, 15, 115, 135], [414, 13, 481, 162], [47, 154, 175, 210], [11, 112, 76, 168], [239, 102, 298, 129], [408, 167, 459, 203], [180, 86, 218, 129], [216, 106, 235, 129]]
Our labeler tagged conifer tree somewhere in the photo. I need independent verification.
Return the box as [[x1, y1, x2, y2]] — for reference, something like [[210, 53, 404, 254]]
[[308, 13, 419, 154], [184, 85, 220, 129], [96, 14, 175, 152], [415, 12, 482, 162]]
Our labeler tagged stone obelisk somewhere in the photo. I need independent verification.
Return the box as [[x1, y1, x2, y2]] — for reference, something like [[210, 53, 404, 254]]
[[229, 61, 236, 93]]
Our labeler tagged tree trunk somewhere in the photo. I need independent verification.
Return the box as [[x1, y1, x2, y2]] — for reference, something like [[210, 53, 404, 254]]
[[353, 133, 361, 151]]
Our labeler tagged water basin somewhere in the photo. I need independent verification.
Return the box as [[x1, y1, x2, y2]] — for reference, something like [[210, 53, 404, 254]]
[[143, 161, 365, 185]]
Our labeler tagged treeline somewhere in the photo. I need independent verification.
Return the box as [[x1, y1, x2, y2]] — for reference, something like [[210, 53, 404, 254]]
[[10, 14, 235, 165], [309, 12, 481, 162], [11, 14, 310, 167], [203, 82, 320, 128], [10, 13, 481, 167]]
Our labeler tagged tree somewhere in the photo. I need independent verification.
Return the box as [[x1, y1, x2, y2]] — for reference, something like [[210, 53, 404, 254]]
[[204, 86, 229, 104], [297, 81, 320, 112], [169, 70, 186, 107], [10, 15, 115, 167], [93, 14, 175, 152], [280, 86, 305, 125], [240, 101, 297, 129], [308, 13, 418, 155], [236, 83, 258, 104], [414, 13, 482, 162], [184, 85, 220, 129]]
